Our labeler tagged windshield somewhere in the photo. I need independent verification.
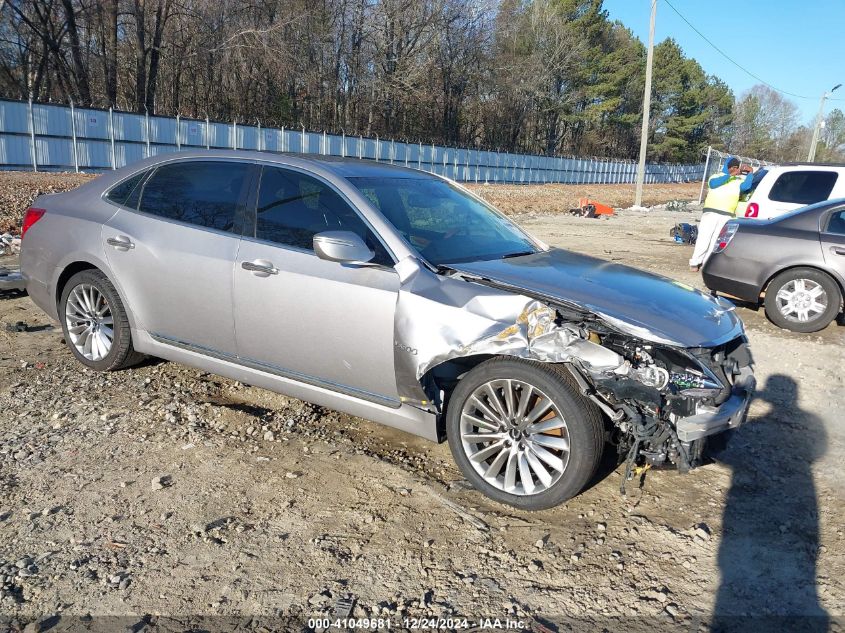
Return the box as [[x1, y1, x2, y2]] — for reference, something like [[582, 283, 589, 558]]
[[348, 177, 540, 265]]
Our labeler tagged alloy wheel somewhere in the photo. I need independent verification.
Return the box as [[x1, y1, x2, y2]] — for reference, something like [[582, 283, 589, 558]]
[[459, 379, 570, 496], [775, 278, 828, 323], [65, 283, 115, 361]]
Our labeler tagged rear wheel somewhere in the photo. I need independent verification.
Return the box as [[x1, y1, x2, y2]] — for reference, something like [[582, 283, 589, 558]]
[[446, 358, 605, 511], [59, 270, 145, 371], [764, 268, 841, 333]]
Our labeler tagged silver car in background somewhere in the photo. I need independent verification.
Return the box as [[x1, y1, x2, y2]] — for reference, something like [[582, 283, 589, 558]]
[[21, 151, 754, 510]]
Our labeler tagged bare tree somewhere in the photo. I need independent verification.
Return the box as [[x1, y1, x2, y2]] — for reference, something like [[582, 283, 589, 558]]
[[0, 0, 777, 161]]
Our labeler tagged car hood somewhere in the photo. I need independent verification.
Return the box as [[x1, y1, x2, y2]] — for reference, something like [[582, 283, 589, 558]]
[[449, 249, 744, 348]]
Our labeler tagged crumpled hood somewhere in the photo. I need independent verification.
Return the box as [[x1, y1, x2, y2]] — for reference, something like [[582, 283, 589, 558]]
[[449, 248, 744, 348]]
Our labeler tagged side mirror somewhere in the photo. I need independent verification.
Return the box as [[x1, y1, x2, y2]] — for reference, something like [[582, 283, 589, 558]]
[[313, 231, 375, 264]]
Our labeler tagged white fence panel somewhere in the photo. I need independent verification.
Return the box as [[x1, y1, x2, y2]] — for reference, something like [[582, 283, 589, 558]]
[[0, 98, 707, 182]]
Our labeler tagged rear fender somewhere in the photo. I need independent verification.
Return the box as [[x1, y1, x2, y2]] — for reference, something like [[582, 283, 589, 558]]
[[52, 250, 141, 332], [761, 263, 845, 304]]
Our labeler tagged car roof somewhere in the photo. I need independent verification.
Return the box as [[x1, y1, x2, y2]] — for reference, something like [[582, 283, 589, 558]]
[[766, 162, 845, 170], [132, 149, 432, 179], [78, 149, 436, 194]]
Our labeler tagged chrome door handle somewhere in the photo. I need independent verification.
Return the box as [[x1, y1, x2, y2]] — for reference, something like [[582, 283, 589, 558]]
[[832, 246, 845, 256], [106, 236, 134, 250], [242, 260, 279, 275]]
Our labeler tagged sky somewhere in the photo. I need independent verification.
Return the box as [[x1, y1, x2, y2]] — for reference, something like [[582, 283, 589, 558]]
[[601, 0, 845, 125]]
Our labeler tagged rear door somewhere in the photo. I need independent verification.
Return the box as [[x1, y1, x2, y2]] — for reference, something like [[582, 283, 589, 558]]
[[760, 170, 839, 219], [103, 159, 254, 355], [232, 164, 401, 406], [820, 206, 845, 280]]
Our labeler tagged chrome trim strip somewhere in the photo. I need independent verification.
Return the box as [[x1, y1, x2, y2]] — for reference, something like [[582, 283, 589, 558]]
[[149, 332, 402, 409]]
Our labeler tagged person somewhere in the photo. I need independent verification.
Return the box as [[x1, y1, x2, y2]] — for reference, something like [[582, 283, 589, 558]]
[[689, 156, 754, 271]]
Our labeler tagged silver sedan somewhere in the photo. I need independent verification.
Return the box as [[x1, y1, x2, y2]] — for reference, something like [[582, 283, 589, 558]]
[[21, 151, 754, 510]]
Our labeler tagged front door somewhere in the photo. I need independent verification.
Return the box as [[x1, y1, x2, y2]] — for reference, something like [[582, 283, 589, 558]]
[[233, 165, 401, 405], [103, 159, 254, 355]]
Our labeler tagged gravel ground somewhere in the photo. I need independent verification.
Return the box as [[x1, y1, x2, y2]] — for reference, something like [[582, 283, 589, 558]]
[[0, 176, 843, 631]]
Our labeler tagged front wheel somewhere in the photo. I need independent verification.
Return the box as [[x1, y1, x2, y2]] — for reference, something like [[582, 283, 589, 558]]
[[446, 358, 605, 511], [763, 268, 841, 333]]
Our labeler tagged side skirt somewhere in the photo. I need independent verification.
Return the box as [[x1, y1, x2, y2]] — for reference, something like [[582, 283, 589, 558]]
[[134, 329, 440, 442]]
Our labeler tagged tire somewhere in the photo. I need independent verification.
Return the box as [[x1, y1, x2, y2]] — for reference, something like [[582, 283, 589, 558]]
[[763, 267, 842, 333], [446, 358, 605, 511], [59, 269, 145, 371]]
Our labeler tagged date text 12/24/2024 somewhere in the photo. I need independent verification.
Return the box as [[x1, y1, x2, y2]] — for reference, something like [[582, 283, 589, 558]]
[[308, 617, 528, 630]]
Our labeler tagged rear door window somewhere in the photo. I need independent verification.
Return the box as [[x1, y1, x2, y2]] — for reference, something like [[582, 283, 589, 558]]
[[138, 161, 252, 233], [768, 171, 838, 205]]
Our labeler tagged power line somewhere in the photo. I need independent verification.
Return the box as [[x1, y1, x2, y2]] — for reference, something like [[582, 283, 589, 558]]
[[661, 0, 844, 102]]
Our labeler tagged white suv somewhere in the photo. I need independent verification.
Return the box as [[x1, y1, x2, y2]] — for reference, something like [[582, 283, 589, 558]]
[[736, 163, 845, 220]]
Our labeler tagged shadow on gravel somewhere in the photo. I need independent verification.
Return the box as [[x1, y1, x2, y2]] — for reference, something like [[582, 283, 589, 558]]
[[711, 374, 828, 632], [582, 438, 625, 495], [204, 395, 275, 419], [720, 297, 761, 314], [133, 355, 167, 369]]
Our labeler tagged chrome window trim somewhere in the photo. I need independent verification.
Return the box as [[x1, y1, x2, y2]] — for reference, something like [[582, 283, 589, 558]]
[[104, 157, 256, 238]]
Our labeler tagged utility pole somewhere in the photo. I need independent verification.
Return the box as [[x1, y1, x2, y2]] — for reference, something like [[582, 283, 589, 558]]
[[634, 0, 657, 208], [808, 83, 841, 162]]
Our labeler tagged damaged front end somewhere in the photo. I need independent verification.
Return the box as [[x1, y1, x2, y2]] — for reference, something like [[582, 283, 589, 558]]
[[563, 327, 754, 491], [393, 257, 754, 492]]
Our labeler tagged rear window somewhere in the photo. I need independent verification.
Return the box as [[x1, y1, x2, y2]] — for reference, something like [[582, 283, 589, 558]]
[[138, 161, 251, 233], [768, 171, 838, 205]]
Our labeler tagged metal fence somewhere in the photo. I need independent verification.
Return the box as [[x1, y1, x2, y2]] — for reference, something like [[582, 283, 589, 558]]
[[0, 98, 706, 185], [697, 146, 773, 203]]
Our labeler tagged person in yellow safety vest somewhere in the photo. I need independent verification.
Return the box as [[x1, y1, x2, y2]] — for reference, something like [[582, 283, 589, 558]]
[[690, 156, 755, 272]]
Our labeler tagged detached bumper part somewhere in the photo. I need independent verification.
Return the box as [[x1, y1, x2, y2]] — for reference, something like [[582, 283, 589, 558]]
[[0, 268, 25, 291], [674, 377, 756, 442]]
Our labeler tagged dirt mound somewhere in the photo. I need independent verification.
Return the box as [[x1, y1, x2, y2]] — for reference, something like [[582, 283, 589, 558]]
[[0, 172, 96, 233]]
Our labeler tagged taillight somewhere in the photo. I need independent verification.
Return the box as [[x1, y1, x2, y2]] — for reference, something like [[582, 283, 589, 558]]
[[21, 208, 45, 239], [745, 202, 759, 218], [712, 222, 738, 254]]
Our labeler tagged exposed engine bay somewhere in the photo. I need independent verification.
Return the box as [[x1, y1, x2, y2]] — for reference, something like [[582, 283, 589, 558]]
[[391, 258, 755, 493], [560, 318, 754, 491]]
